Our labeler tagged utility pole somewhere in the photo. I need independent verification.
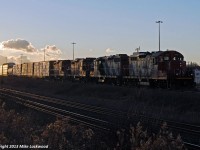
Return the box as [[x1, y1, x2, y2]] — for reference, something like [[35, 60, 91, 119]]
[[44, 48, 45, 61], [72, 42, 76, 61], [20, 54, 23, 64], [20, 54, 23, 76], [156, 21, 163, 51]]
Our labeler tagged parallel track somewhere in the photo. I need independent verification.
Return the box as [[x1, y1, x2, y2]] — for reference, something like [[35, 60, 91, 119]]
[[0, 88, 111, 131], [0, 87, 199, 149]]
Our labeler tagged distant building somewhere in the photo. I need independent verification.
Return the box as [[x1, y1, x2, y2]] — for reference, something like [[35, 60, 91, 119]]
[[194, 69, 200, 85]]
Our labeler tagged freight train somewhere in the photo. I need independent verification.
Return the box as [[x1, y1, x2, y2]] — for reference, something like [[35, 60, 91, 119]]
[[0, 50, 194, 88]]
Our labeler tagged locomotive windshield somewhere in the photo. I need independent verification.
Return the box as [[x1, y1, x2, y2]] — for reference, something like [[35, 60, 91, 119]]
[[173, 56, 183, 61], [164, 56, 169, 61]]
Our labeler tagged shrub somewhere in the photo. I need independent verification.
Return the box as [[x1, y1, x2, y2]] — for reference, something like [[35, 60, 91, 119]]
[[115, 122, 186, 150]]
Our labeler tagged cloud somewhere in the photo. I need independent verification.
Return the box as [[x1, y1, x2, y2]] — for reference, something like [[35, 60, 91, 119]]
[[41, 45, 62, 60], [0, 39, 64, 62], [106, 48, 115, 53], [7, 55, 30, 64], [89, 49, 93, 52], [42, 45, 61, 54], [1, 39, 37, 52]]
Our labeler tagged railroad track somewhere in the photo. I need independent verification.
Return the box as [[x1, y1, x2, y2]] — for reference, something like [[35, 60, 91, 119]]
[[0, 87, 199, 149], [0, 88, 112, 131]]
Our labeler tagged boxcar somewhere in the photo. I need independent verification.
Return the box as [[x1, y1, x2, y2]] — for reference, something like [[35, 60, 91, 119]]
[[21, 63, 28, 76], [70, 58, 96, 81], [0, 65, 2, 76], [33, 62, 41, 78], [27, 62, 34, 77], [0, 63, 15, 76], [40, 61, 55, 78], [13, 64, 22, 76], [53, 60, 71, 79]]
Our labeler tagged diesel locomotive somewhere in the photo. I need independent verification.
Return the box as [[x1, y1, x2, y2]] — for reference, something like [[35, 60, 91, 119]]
[[0, 50, 194, 88]]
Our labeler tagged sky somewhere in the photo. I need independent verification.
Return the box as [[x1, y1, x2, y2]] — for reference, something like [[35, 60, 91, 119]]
[[0, 0, 199, 64]]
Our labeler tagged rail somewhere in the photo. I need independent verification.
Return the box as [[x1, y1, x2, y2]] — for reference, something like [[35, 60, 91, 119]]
[[0, 87, 199, 149]]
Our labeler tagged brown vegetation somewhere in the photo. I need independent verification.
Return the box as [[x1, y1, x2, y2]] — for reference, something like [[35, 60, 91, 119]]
[[0, 100, 187, 149]]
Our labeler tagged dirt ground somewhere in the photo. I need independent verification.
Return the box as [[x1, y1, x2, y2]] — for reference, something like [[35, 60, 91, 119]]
[[1, 76, 200, 125]]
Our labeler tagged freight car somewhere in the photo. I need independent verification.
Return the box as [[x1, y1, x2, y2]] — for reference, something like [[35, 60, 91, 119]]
[[53, 60, 71, 79], [13, 64, 22, 76], [40, 61, 55, 78], [0, 63, 15, 76], [13, 61, 55, 78], [70, 57, 96, 81], [0, 49, 195, 88]]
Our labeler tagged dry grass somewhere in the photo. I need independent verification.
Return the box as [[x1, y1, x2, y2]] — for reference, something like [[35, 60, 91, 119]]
[[1, 76, 200, 124], [0, 101, 187, 150], [0, 101, 109, 149]]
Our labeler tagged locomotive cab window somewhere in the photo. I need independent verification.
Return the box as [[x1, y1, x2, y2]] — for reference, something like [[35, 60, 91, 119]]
[[164, 56, 169, 61], [173, 56, 183, 61]]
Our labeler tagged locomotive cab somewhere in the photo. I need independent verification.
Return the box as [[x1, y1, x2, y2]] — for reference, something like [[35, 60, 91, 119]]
[[156, 50, 194, 87]]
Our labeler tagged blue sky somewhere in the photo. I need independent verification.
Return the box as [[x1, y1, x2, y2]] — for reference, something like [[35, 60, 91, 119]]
[[0, 0, 199, 64]]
